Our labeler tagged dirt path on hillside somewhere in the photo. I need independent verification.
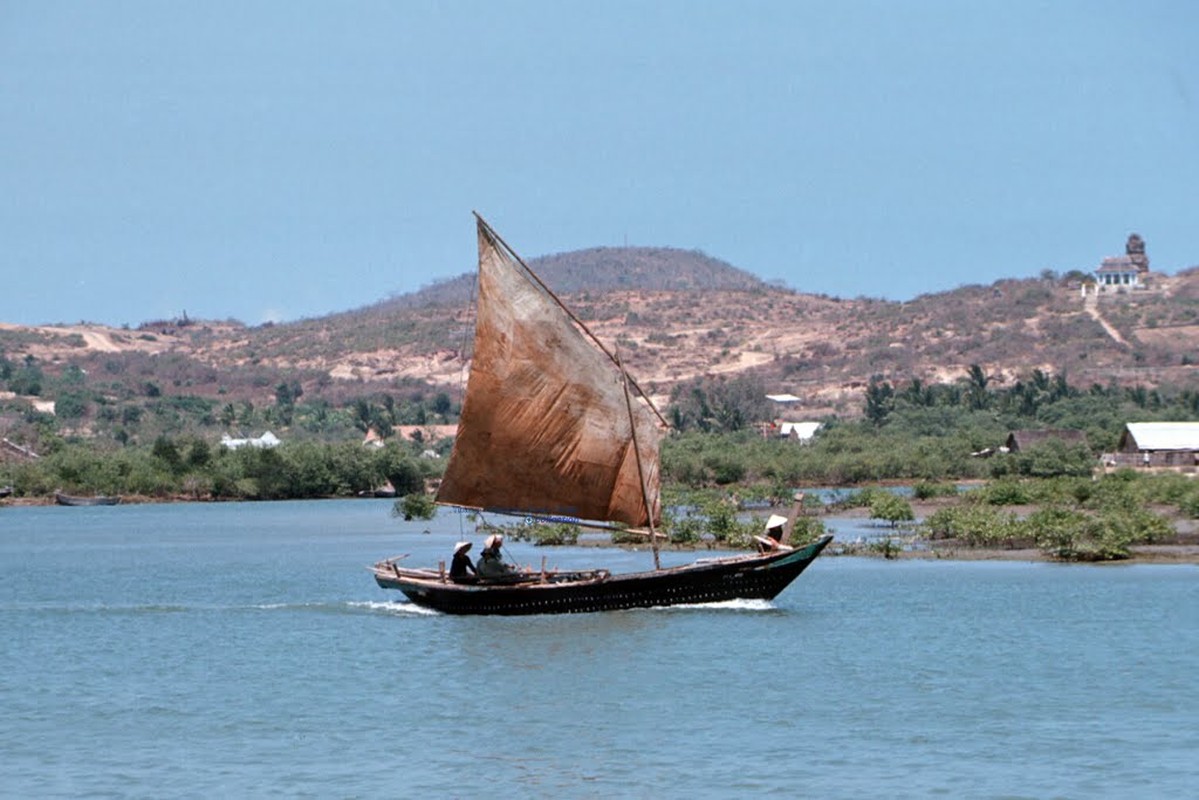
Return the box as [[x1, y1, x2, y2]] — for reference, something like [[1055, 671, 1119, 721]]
[[0, 322, 163, 355], [1083, 292, 1132, 348]]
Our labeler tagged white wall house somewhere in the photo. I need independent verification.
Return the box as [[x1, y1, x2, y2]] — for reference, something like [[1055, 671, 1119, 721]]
[[1094, 255, 1141, 290], [777, 421, 822, 443], [220, 431, 281, 450]]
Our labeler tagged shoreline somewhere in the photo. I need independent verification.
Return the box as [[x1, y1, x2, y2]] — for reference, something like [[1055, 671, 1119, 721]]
[[572, 533, 1199, 565], [833, 542, 1199, 565], [6, 493, 1198, 565]]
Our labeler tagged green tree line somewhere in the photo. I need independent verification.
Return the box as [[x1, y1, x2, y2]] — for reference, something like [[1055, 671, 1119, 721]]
[[4, 358, 1198, 501], [660, 367, 1198, 488], [0, 438, 436, 501]]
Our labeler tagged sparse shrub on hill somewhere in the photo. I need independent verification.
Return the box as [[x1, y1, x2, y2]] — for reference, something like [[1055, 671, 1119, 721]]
[[7, 359, 43, 396], [54, 390, 90, 421]]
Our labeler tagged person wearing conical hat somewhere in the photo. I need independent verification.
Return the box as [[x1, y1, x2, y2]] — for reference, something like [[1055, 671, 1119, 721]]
[[477, 533, 517, 580], [449, 540, 477, 582]]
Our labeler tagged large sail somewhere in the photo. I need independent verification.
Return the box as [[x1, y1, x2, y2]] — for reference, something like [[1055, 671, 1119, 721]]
[[436, 218, 663, 527]]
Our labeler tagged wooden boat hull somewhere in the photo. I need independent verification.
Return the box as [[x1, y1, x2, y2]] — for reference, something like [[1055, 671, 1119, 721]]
[[372, 535, 832, 616], [54, 492, 120, 506]]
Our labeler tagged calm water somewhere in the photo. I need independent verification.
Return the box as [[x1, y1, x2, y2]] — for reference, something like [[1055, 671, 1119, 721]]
[[2, 500, 1196, 799]]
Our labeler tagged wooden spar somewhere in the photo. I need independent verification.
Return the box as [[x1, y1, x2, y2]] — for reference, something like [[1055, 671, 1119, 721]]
[[433, 501, 662, 537], [780, 491, 805, 546], [617, 347, 661, 570], [473, 211, 670, 430]]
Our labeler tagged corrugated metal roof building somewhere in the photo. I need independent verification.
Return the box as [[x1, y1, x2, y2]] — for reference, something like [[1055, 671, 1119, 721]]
[[1115, 422, 1199, 468]]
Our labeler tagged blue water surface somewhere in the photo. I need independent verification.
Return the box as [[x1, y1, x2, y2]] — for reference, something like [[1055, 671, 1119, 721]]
[[1, 500, 1196, 799]]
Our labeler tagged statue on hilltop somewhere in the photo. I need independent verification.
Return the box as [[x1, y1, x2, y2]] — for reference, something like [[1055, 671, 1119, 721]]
[[1126, 233, 1149, 273]]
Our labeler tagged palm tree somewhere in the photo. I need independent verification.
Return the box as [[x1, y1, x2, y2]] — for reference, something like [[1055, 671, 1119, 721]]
[[966, 364, 990, 410]]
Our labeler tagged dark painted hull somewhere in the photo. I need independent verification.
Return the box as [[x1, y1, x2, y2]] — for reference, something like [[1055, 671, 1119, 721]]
[[372, 535, 832, 616], [55, 493, 120, 506]]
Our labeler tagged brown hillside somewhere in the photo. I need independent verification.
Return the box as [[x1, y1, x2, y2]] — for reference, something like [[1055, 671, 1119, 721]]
[[1, 253, 1197, 416]]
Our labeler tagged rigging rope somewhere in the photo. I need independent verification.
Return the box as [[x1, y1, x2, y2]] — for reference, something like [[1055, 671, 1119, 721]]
[[454, 270, 478, 411]]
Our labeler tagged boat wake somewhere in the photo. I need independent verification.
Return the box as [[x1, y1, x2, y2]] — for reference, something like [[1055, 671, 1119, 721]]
[[7, 600, 442, 617], [662, 598, 777, 613], [345, 599, 440, 616], [253, 600, 441, 617], [9, 597, 777, 617], [5, 602, 196, 614], [342, 598, 780, 618]]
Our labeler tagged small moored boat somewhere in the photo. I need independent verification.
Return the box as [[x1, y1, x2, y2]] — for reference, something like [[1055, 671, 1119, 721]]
[[55, 492, 120, 507]]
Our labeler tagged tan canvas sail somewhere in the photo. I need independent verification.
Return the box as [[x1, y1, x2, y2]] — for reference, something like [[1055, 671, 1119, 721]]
[[436, 218, 663, 527]]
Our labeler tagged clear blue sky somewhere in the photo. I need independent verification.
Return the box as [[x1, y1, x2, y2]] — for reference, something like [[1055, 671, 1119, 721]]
[[1, 1, 1196, 326]]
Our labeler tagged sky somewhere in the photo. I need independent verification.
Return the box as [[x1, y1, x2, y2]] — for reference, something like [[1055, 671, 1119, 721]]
[[1, 1, 1196, 327]]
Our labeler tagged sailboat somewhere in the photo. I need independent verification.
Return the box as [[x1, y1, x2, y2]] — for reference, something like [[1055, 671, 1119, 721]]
[[371, 214, 831, 615]]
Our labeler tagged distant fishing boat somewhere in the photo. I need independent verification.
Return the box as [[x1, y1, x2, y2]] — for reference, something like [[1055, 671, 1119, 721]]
[[370, 214, 831, 615], [55, 492, 120, 507]]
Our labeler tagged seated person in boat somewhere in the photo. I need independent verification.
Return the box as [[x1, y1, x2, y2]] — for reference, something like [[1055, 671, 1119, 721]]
[[477, 533, 521, 581], [755, 514, 794, 554], [449, 541, 477, 582]]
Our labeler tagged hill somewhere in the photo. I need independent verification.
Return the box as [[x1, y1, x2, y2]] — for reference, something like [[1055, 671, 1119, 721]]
[[370, 245, 768, 311], [1, 251, 1197, 445], [225, 258, 1199, 410]]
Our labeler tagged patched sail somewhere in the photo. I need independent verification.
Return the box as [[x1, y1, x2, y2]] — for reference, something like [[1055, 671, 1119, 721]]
[[436, 218, 663, 527]]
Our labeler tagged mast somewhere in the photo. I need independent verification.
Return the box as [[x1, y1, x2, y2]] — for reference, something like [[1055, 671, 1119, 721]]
[[619, 348, 661, 570]]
